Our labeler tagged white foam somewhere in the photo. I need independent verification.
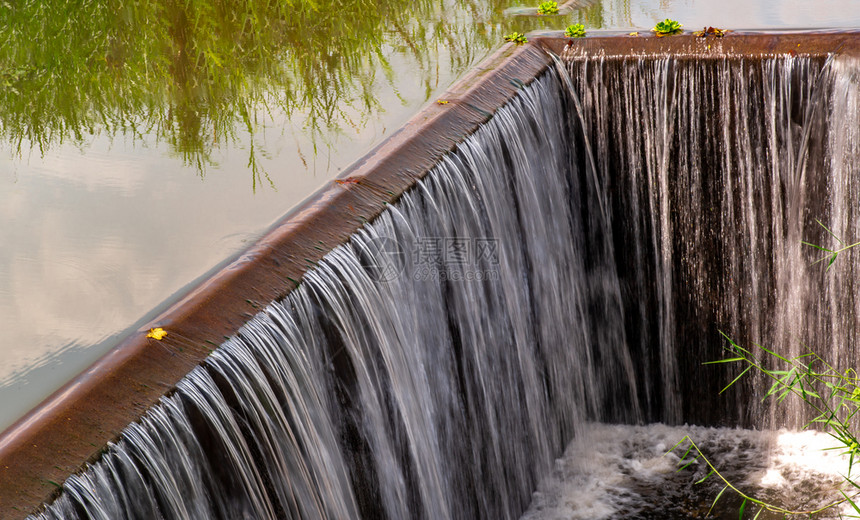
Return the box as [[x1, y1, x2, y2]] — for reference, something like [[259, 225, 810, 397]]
[[522, 423, 857, 519]]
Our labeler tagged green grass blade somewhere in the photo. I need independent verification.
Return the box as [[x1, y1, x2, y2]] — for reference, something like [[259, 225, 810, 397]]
[[721, 366, 752, 394], [794, 352, 817, 359], [666, 436, 689, 455], [844, 477, 860, 491], [704, 357, 746, 365], [718, 330, 750, 354], [756, 344, 790, 363], [695, 469, 714, 485], [802, 240, 834, 252], [678, 459, 698, 472], [708, 485, 729, 516], [842, 491, 860, 515], [816, 218, 846, 245]]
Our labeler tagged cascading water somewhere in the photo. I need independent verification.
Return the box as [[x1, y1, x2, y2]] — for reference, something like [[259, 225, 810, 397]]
[[557, 49, 860, 430], [31, 47, 860, 519], [523, 49, 860, 518], [32, 72, 640, 520]]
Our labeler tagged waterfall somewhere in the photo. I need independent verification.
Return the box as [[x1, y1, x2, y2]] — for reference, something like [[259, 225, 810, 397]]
[[32, 49, 860, 519], [557, 50, 860, 428], [32, 71, 640, 520]]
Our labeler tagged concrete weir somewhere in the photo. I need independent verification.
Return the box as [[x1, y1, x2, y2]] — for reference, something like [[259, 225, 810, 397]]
[[0, 30, 858, 518]]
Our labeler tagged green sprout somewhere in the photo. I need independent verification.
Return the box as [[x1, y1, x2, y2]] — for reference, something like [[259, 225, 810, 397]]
[[504, 32, 528, 44], [536, 1, 559, 15], [565, 23, 586, 38], [802, 219, 860, 271], [653, 18, 683, 36]]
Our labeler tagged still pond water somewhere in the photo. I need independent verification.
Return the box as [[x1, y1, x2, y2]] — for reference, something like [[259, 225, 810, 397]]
[[1, 0, 859, 430]]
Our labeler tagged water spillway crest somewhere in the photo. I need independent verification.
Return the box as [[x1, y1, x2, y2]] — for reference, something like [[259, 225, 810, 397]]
[[31, 40, 860, 519]]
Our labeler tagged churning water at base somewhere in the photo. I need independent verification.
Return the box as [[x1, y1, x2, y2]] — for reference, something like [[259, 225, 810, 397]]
[[33, 50, 860, 519], [523, 423, 853, 520]]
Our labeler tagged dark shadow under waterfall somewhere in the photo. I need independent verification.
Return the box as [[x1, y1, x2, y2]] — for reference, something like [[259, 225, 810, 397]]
[[559, 51, 860, 428]]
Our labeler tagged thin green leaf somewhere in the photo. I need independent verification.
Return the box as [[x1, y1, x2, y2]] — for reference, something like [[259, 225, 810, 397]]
[[802, 240, 835, 252], [681, 444, 694, 461], [812, 253, 837, 267], [756, 344, 790, 363], [817, 218, 846, 245], [844, 477, 860, 491], [666, 436, 689, 455], [766, 372, 793, 397], [704, 357, 746, 365], [797, 377, 821, 399], [695, 468, 714, 485], [739, 497, 747, 519], [708, 485, 729, 516], [842, 491, 860, 515], [721, 366, 753, 394], [678, 458, 698, 472], [718, 330, 750, 354]]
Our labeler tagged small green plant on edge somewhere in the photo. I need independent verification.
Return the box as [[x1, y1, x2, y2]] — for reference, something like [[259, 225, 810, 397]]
[[565, 23, 586, 38], [504, 32, 528, 44], [537, 1, 559, 15], [653, 18, 683, 36]]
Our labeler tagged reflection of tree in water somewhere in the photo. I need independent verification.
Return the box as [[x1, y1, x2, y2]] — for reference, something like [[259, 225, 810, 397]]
[[0, 0, 605, 187]]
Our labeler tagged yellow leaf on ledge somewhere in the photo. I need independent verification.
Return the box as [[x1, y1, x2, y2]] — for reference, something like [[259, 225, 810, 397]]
[[147, 327, 168, 340]]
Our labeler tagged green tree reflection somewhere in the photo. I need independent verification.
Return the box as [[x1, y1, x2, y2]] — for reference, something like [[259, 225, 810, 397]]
[[0, 0, 605, 185]]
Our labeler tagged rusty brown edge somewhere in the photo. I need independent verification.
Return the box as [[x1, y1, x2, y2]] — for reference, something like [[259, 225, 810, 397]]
[[0, 42, 552, 519], [1, 29, 858, 518], [533, 28, 860, 58]]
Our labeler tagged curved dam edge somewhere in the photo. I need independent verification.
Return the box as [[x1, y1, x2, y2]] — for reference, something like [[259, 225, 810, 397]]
[[0, 42, 551, 518], [0, 29, 857, 518]]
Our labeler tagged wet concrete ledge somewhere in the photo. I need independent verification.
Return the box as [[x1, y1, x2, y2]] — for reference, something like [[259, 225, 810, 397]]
[[0, 29, 857, 518], [535, 28, 860, 58]]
